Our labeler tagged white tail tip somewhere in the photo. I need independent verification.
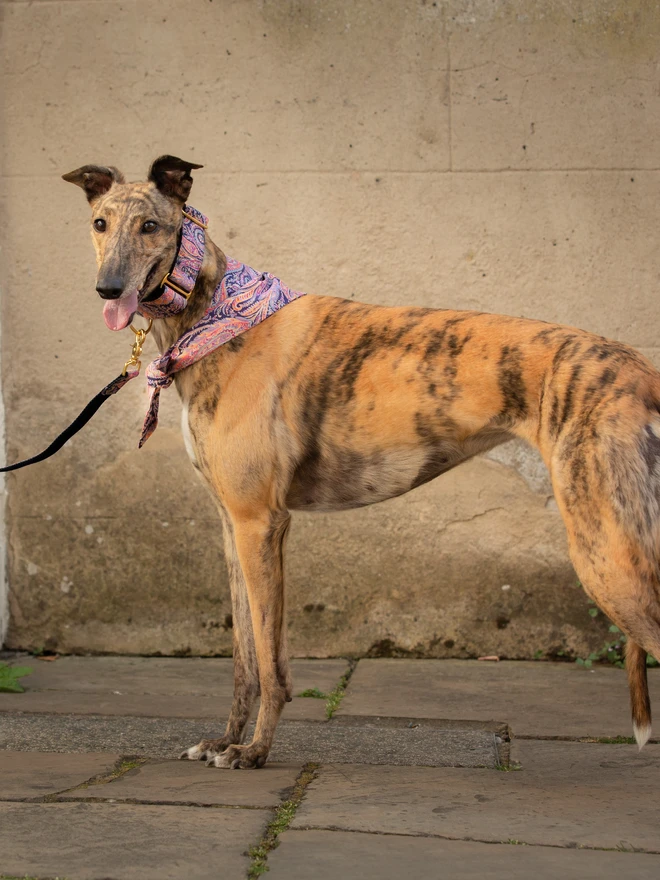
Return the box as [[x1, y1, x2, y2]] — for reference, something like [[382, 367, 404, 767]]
[[633, 722, 652, 750]]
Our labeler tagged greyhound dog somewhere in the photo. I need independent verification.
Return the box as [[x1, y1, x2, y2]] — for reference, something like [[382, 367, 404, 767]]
[[63, 155, 659, 768]]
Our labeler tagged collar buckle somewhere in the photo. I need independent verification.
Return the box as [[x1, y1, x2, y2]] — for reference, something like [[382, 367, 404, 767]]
[[160, 272, 192, 300]]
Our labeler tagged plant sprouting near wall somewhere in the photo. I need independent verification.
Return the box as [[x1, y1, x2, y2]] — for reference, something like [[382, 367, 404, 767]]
[[0, 662, 33, 692], [576, 601, 659, 669]]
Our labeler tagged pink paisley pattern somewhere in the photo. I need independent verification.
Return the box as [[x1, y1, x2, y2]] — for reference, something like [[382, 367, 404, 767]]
[[138, 257, 306, 447], [138, 205, 208, 319]]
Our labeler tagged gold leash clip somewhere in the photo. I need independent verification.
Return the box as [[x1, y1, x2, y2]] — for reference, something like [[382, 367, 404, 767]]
[[122, 319, 153, 376]]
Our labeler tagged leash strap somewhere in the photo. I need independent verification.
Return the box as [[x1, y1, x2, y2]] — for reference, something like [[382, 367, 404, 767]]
[[0, 367, 139, 473]]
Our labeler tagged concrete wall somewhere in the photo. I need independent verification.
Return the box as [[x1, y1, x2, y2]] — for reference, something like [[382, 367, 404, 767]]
[[1, 0, 658, 658]]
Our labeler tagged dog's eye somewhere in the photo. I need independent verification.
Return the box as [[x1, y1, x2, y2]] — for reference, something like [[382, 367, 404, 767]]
[[141, 220, 158, 234], [93, 218, 106, 232]]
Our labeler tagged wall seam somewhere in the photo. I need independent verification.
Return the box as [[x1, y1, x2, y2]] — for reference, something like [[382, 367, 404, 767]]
[[0, 297, 8, 646], [447, 35, 453, 173]]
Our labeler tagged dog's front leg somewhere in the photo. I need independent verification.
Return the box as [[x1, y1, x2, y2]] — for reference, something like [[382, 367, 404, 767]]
[[180, 507, 260, 762], [207, 507, 291, 769]]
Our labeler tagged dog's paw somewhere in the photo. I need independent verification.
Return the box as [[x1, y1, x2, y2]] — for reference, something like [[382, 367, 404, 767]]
[[179, 738, 233, 761], [206, 742, 269, 770]]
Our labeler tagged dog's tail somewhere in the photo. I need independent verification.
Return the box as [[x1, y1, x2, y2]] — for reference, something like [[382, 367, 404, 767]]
[[626, 638, 652, 749]]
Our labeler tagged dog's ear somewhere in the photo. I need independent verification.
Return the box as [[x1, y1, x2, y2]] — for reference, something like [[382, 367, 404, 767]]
[[148, 155, 203, 203], [62, 165, 125, 203]]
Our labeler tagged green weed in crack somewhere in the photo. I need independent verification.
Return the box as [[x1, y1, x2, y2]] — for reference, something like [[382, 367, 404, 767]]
[[325, 660, 357, 719], [41, 756, 147, 802], [247, 763, 319, 877], [297, 687, 326, 699]]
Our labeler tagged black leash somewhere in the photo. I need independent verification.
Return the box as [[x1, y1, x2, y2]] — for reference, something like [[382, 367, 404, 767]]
[[0, 322, 150, 474], [0, 370, 137, 474]]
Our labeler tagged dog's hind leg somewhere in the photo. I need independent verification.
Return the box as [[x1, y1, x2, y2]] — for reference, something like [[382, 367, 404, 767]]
[[180, 507, 260, 762], [567, 545, 658, 748], [205, 505, 291, 769], [567, 538, 658, 743], [551, 438, 660, 749]]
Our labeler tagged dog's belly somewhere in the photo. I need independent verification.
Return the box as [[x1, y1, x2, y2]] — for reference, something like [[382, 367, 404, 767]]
[[285, 432, 507, 512], [286, 446, 431, 511]]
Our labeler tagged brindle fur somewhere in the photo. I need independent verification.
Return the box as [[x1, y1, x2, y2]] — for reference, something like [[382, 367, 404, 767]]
[[64, 156, 660, 766]]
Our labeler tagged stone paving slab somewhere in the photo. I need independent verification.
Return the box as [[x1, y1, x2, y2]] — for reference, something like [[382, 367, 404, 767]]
[[339, 659, 660, 739], [57, 758, 302, 808], [292, 741, 660, 851], [0, 751, 119, 800], [0, 801, 266, 880], [0, 656, 346, 721], [0, 714, 501, 767], [267, 829, 660, 880]]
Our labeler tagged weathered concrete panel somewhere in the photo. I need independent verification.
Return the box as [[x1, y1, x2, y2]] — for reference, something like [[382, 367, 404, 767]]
[[449, 0, 660, 171], [1, 0, 659, 656], [1, 0, 450, 176]]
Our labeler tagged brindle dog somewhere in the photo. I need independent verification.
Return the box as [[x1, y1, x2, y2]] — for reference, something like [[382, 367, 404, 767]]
[[63, 155, 659, 767]]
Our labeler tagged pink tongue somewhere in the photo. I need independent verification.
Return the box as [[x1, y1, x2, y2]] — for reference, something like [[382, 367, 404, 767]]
[[103, 289, 138, 331]]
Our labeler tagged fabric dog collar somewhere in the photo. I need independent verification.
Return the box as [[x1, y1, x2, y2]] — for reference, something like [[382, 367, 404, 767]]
[[138, 205, 208, 319]]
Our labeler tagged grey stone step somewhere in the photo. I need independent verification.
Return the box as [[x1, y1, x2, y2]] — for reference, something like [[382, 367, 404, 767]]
[[0, 750, 302, 807], [0, 750, 120, 800], [338, 658, 660, 739], [0, 655, 347, 721], [291, 740, 660, 851], [268, 830, 660, 880], [0, 713, 501, 768], [0, 801, 266, 880]]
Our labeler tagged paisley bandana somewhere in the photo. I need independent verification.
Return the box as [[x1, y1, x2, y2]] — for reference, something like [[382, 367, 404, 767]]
[[134, 205, 305, 447]]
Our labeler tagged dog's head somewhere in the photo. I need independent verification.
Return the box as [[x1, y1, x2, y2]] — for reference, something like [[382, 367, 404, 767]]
[[62, 155, 202, 329]]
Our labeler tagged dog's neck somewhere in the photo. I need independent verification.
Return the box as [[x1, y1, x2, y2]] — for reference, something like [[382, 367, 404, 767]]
[[150, 233, 227, 355]]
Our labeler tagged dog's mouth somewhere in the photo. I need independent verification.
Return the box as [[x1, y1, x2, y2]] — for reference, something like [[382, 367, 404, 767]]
[[138, 261, 161, 302], [102, 263, 160, 332]]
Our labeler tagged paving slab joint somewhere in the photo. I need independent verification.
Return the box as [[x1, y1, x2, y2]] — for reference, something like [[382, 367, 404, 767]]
[[514, 734, 658, 745], [0, 875, 67, 880], [41, 755, 148, 802], [283, 825, 660, 856], [324, 659, 358, 719], [247, 762, 319, 878], [53, 796, 270, 810]]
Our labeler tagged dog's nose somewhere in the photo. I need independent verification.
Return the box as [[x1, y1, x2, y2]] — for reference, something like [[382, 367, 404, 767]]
[[96, 281, 124, 299]]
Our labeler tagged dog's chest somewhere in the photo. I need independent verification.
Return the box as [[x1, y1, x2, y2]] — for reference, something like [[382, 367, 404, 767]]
[[181, 403, 198, 466]]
